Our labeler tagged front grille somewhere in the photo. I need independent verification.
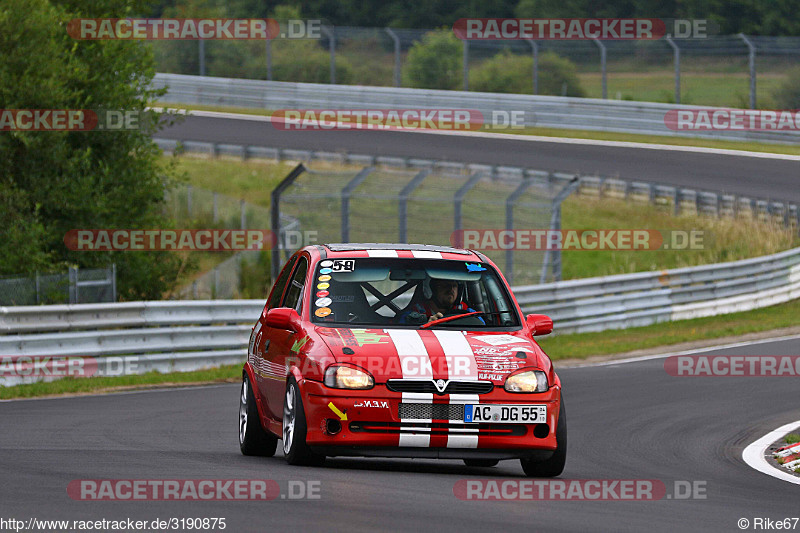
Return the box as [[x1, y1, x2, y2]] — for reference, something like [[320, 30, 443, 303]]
[[386, 379, 494, 395], [399, 403, 464, 420]]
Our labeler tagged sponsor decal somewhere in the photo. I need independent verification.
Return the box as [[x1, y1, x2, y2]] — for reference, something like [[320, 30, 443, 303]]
[[354, 400, 389, 409], [314, 308, 331, 318], [472, 335, 528, 346]]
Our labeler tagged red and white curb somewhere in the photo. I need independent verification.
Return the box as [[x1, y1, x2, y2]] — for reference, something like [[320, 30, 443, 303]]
[[742, 420, 800, 485], [773, 441, 800, 472]]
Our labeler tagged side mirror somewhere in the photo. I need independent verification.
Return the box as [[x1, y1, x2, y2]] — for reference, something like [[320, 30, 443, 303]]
[[265, 307, 302, 332], [526, 314, 553, 336]]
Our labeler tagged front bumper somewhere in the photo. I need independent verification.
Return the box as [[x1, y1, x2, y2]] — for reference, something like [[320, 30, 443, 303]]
[[300, 380, 560, 458]]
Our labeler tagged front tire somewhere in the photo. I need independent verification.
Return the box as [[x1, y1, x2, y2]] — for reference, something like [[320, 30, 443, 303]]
[[282, 378, 325, 466], [239, 375, 278, 456], [520, 397, 567, 477]]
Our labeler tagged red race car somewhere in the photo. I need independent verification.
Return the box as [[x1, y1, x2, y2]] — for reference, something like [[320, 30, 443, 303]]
[[238, 243, 566, 476]]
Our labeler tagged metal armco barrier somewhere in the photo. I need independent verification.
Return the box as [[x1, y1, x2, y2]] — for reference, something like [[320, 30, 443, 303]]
[[2, 245, 800, 385], [152, 73, 800, 144]]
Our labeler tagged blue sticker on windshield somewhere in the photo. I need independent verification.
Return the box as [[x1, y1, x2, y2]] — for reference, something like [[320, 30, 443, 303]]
[[320, 267, 332, 274], [465, 263, 486, 272]]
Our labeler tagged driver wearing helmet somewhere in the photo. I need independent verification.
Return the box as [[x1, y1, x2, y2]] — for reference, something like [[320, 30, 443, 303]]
[[400, 278, 483, 325]]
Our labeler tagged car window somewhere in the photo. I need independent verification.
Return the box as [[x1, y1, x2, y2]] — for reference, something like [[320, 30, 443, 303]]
[[282, 256, 309, 312], [310, 257, 520, 329], [266, 256, 297, 310]]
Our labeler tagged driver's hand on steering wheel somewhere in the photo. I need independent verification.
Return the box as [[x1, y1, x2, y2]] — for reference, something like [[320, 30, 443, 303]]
[[427, 312, 443, 323]]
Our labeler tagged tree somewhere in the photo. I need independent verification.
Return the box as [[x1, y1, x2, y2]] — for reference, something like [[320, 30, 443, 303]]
[[470, 49, 585, 96], [0, 0, 187, 299], [402, 30, 462, 90]]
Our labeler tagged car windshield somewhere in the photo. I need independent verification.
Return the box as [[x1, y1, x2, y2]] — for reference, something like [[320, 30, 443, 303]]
[[311, 257, 520, 329]]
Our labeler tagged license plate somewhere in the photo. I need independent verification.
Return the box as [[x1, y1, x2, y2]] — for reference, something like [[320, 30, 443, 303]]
[[464, 404, 546, 424]]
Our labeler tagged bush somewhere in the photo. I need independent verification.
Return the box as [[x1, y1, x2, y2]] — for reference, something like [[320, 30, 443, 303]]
[[772, 67, 800, 109], [271, 40, 353, 84], [469, 49, 585, 97], [402, 30, 462, 90]]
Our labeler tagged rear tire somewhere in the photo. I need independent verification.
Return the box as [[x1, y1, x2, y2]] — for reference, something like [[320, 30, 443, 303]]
[[463, 459, 499, 467], [520, 397, 566, 478], [239, 375, 278, 457], [282, 378, 326, 466]]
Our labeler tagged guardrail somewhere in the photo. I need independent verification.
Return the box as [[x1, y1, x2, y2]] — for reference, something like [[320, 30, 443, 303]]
[[515, 246, 800, 332], [2, 245, 800, 385], [154, 138, 800, 233], [153, 73, 800, 144]]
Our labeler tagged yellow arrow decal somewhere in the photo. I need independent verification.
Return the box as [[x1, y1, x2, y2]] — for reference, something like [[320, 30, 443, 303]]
[[327, 402, 347, 421]]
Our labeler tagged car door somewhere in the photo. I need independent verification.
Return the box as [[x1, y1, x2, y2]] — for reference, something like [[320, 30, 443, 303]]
[[264, 255, 309, 416], [252, 254, 296, 420]]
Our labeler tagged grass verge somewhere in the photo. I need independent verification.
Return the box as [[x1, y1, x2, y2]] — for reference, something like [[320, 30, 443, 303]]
[[0, 365, 241, 400]]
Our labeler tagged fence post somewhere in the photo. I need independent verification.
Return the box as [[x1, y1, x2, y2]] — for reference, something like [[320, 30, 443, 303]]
[[271, 163, 307, 281], [213, 267, 219, 300], [593, 39, 607, 99], [240, 199, 246, 229], [453, 171, 484, 241], [666, 36, 680, 104], [199, 39, 206, 76], [505, 178, 536, 286], [739, 34, 757, 109], [265, 39, 272, 81], [385, 28, 401, 87], [111, 263, 117, 302], [68, 266, 78, 304], [542, 177, 579, 283], [213, 192, 218, 222], [340, 166, 374, 242], [35, 271, 40, 304], [398, 169, 430, 243], [526, 39, 539, 94], [462, 39, 469, 91], [187, 184, 193, 217], [320, 26, 336, 84]]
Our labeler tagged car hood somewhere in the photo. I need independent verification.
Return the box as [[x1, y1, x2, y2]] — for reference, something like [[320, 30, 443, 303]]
[[313, 326, 551, 385]]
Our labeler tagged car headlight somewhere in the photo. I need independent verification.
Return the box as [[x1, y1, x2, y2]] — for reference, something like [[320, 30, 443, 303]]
[[324, 365, 374, 390], [504, 370, 548, 393]]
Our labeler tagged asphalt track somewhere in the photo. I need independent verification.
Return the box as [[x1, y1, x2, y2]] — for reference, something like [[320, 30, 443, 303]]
[[2, 337, 799, 533], [159, 114, 800, 202]]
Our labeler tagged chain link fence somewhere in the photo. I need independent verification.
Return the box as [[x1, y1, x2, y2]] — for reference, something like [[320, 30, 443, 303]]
[[0, 266, 116, 306], [153, 28, 800, 108], [164, 183, 295, 300], [276, 164, 576, 286]]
